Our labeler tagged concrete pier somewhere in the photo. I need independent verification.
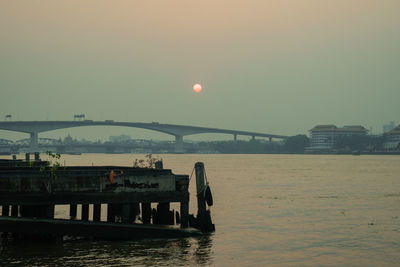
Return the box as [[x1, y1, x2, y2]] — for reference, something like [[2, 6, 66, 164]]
[[0, 157, 209, 240]]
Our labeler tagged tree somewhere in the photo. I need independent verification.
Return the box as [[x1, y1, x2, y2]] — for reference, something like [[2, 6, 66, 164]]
[[283, 135, 309, 153], [334, 135, 371, 151]]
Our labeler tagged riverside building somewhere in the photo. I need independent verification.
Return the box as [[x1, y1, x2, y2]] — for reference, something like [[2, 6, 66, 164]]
[[307, 125, 368, 152], [383, 124, 400, 150]]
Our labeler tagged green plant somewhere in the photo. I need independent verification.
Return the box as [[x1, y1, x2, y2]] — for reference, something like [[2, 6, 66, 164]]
[[133, 154, 162, 168], [40, 151, 63, 178]]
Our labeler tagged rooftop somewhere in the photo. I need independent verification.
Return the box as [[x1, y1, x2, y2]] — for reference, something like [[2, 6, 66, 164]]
[[386, 125, 400, 135], [310, 125, 367, 133]]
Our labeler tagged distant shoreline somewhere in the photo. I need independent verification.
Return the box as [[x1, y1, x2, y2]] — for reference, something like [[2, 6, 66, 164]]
[[2, 152, 400, 157]]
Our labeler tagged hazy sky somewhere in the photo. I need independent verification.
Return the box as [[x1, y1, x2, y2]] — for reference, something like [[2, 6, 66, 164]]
[[1, 0, 399, 141]]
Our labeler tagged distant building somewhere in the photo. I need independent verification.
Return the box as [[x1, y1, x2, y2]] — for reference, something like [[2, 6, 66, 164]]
[[383, 121, 396, 133], [308, 125, 337, 150], [109, 134, 131, 143], [64, 134, 73, 144], [383, 124, 400, 150], [308, 125, 368, 151]]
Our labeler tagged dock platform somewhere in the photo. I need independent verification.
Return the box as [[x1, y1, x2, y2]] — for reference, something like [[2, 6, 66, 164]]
[[0, 155, 214, 240]]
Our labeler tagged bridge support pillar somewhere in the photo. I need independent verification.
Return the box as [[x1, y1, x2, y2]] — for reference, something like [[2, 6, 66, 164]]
[[29, 132, 39, 151], [174, 135, 184, 153], [251, 136, 255, 141], [233, 134, 237, 143], [269, 137, 272, 142]]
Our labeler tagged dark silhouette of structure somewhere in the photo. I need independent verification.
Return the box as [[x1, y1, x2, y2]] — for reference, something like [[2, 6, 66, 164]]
[[0, 120, 288, 152]]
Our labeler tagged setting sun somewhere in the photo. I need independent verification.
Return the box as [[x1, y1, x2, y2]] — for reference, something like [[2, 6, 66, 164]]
[[193, 83, 202, 93]]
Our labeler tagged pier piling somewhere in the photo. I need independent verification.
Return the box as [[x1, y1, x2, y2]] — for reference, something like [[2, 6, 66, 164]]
[[157, 202, 170, 225], [70, 204, 77, 219], [11, 205, 18, 217], [169, 210, 175, 225], [141, 202, 151, 224], [122, 204, 131, 223], [194, 162, 214, 232], [81, 204, 89, 221], [130, 203, 139, 222], [180, 201, 189, 228], [2, 205, 9, 217], [107, 204, 116, 223], [93, 204, 101, 221], [44, 205, 55, 219]]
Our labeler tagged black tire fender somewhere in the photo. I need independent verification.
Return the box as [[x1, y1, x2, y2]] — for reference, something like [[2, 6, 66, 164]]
[[205, 185, 213, 206]]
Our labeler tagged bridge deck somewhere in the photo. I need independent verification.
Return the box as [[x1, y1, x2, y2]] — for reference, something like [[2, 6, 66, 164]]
[[0, 120, 288, 139]]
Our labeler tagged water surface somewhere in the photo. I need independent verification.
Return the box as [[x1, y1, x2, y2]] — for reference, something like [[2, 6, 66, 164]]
[[1, 154, 399, 266]]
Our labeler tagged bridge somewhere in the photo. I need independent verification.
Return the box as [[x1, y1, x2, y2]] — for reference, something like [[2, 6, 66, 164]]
[[0, 121, 288, 152]]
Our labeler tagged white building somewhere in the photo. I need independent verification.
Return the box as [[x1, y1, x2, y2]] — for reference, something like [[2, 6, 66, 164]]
[[383, 125, 400, 150], [308, 125, 368, 151], [383, 121, 396, 133]]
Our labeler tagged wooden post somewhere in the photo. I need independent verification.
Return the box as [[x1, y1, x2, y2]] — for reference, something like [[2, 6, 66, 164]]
[[70, 204, 77, 219], [175, 211, 181, 224], [2, 205, 9, 216], [195, 162, 207, 216], [81, 204, 89, 221], [107, 203, 115, 223], [122, 204, 131, 223], [130, 203, 140, 222], [114, 204, 122, 222], [11, 205, 18, 217], [1, 205, 9, 238], [19, 205, 32, 217], [169, 210, 175, 225], [34, 152, 40, 161], [11, 205, 19, 239], [194, 162, 214, 232], [155, 161, 170, 225], [141, 202, 151, 224], [157, 203, 170, 225], [44, 205, 54, 219], [152, 208, 158, 224], [93, 204, 101, 222], [180, 201, 188, 228], [25, 153, 30, 162]]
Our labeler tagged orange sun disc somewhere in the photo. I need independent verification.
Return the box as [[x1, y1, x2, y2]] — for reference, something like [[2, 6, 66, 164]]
[[193, 83, 202, 93]]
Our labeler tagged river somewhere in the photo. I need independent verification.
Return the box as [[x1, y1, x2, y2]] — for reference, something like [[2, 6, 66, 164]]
[[1, 154, 399, 266]]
